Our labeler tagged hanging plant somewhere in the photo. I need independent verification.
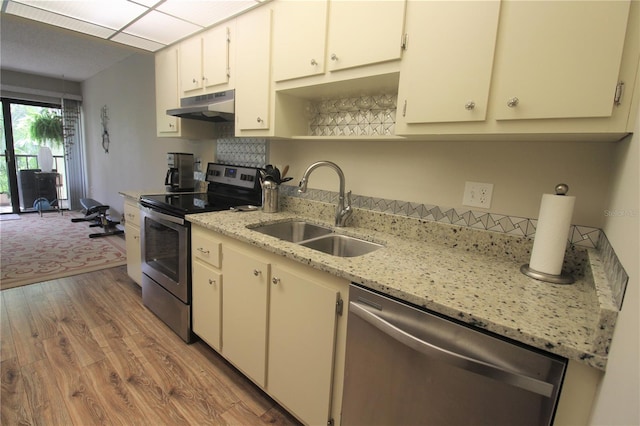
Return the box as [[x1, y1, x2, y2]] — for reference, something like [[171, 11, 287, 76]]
[[28, 110, 63, 148]]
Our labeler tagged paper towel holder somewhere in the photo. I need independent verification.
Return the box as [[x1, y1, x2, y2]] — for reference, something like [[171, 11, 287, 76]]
[[520, 183, 575, 284], [520, 264, 574, 284]]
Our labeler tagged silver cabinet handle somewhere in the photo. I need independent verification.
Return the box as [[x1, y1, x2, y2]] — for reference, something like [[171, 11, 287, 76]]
[[330, 53, 338, 61], [192, 78, 197, 84], [208, 278, 216, 285], [256, 117, 263, 123], [197, 247, 209, 255], [465, 101, 476, 110], [272, 277, 280, 285], [253, 269, 261, 276], [507, 97, 519, 108], [310, 59, 318, 66], [349, 301, 555, 397]]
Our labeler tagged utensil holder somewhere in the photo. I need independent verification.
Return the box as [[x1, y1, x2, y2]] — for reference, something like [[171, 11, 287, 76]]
[[262, 181, 279, 213]]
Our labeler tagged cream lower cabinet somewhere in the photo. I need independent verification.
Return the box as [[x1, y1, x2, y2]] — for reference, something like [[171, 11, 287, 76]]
[[267, 264, 339, 426], [221, 245, 270, 387], [123, 199, 142, 286], [191, 225, 348, 425], [192, 227, 223, 350]]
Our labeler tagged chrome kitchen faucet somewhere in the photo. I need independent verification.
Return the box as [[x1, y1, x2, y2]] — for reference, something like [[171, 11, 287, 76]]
[[298, 161, 353, 227]]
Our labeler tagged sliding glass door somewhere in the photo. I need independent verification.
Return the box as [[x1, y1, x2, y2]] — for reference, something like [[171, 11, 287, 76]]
[[1, 98, 68, 214]]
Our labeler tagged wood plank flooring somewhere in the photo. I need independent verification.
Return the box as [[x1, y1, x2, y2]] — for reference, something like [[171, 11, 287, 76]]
[[1, 266, 301, 426]]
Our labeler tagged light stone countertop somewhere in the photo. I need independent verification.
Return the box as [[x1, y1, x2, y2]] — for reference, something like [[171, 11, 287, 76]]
[[186, 199, 618, 371]]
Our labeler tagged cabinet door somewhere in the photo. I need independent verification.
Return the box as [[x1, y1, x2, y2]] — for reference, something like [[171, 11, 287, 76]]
[[327, 0, 406, 72], [180, 37, 203, 94], [235, 6, 272, 132], [492, 0, 630, 120], [272, 0, 328, 82], [398, 0, 500, 124], [202, 25, 231, 90], [192, 261, 222, 350], [268, 265, 338, 426], [222, 246, 270, 387], [155, 47, 180, 134], [124, 223, 141, 286]]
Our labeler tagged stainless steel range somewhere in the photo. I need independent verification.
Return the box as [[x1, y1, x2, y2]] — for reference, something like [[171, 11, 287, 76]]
[[139, 162, 262, 343]]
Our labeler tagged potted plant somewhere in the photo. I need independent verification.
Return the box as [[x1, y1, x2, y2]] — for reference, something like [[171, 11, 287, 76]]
[[28, 110, 63, 172], [28, 110, 63, 147]]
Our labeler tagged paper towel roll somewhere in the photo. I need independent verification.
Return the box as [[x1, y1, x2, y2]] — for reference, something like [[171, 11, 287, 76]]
[[529, 193, 575, 276]]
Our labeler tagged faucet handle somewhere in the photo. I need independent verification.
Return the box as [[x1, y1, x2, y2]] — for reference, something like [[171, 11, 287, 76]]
[[346, 190, 352, 206]]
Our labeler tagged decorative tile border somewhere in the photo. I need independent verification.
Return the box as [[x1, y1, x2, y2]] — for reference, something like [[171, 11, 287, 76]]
[[281, 185, 601, 248]]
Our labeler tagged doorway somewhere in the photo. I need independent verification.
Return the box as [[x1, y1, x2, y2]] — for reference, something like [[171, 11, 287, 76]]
[[1, 98, 69, 214]]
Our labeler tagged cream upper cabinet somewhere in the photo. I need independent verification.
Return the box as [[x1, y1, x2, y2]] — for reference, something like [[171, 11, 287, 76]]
[[491, 0, 630, 120], [180, 24, 232, 95], [326, 0, 406, 72], [272, 0, 328, 82], [155, 46, 180, 135], [235, 6, 272, 134], [267, 264, 339, 426], [155, 46, 215, 138], [221, 245, 270, 387], [397, 0, 500, 124]]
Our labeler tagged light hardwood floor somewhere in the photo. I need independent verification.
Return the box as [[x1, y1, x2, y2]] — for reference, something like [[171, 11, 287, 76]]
[[1, 266, 301, 425]]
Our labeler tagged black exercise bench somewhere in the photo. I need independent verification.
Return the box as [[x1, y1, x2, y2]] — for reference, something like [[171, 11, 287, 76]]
[[71, 198, 124, 238]]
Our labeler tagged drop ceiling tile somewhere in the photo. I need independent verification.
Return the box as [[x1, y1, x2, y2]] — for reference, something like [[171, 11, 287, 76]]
[[157, 0, 257, 27], [5, 2, 116, 39], [11, 0, 147, 29], [124, 10, 202, 45], [112, 32, 165, 52]]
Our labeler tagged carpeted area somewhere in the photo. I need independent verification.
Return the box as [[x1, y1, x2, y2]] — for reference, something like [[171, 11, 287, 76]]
[[0, 211, 127, 290]]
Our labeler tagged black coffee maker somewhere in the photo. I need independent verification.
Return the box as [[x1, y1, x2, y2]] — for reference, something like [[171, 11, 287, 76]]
[[165, 152, 195, 192]]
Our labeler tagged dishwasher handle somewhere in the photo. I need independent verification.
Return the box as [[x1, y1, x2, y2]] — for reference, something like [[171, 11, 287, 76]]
[[350, 301, 555, 398]]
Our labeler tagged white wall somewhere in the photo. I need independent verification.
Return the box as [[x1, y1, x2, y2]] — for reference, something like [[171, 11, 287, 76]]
[[81, 54, 216, 217], [589, 111, 639, 425], [271, 138, 614, 227]]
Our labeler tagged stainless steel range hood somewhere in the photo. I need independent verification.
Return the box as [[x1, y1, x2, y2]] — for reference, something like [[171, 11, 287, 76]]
[[167, 89, 234, 122]]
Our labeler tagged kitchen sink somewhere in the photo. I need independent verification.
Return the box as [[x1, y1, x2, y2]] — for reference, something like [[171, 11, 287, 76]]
[[249, 220, 383, 257], [250, 220, 333, 243], [299, 234, 383, 258]]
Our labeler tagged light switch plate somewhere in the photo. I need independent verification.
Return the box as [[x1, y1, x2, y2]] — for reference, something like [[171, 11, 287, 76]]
[[463, 181, 494, 208]]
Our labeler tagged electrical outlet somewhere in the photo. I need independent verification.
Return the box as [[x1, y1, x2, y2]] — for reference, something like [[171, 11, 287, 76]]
[[463, 181, 494, 208]]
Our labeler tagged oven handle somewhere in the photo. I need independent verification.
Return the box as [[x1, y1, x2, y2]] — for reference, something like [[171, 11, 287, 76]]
[[141, 206, 185, 226]]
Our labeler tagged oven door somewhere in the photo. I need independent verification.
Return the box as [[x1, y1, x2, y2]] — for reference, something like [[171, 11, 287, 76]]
[[140, 207, 190, 304]]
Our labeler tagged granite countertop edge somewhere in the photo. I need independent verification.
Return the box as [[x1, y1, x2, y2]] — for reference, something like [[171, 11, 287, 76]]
[[187, 209, 616, 371]]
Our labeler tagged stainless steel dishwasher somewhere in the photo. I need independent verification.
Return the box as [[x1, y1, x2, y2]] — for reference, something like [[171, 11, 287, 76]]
[[341, 284, 567, 426]]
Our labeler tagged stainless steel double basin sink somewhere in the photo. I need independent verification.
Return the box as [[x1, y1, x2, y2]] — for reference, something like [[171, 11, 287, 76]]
[[248, 220, 383, 258]]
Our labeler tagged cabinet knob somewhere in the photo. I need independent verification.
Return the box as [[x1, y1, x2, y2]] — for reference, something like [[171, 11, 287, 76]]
[[256, 117, 263, 123], [253, 269, 261, 276], [465, 101, 476, 110], [330, 53, 338, 61], [507, 97, 519, 108], [133, 235, 139, 241], [197, 247, 210, 255], [202, 76, 206, 81], [310, 59, 318, 66], [272, 277, 280, 285], [208, 278, 216, 285], [192, 78, 197, 84]]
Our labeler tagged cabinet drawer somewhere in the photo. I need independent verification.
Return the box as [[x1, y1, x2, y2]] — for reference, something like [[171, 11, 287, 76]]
[[123, 202, 141, 228], [192, 228, 222, 268]]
